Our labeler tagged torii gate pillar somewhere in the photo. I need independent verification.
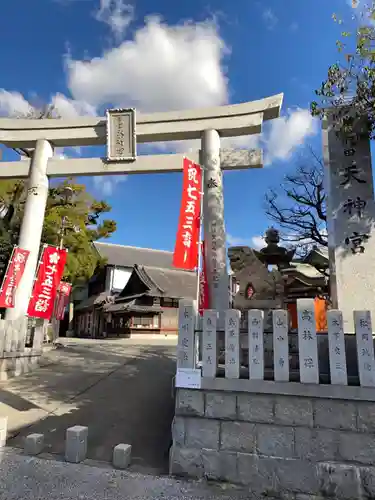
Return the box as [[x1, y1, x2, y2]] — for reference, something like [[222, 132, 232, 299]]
[[5, 140, 53, 320], [201, 129, 229, 322]]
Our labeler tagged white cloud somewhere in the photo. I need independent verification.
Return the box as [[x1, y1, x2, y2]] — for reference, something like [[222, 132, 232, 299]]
[[262, 8, 278, 30], [251, 235, 265, 250], [66, 16, 228, 113], [94, 0, 134, 40], [51, 93, 97, 117], [0, 90, 33, 117], [263, 108, 318, 165]]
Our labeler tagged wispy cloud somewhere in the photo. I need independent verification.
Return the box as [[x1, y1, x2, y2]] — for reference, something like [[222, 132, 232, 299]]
[[93, 175, 127, 196], [227, 234, 265, 249], [262, 8, 278, 30], [94, 0, 134, 41], [290, 22, 299, 32]]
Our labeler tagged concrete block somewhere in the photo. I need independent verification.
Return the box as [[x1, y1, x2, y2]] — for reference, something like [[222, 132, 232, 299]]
[[314, 399, 357, 431], [237, 393, 274, 424], [176, 389, 204, 416], [0, 417, 7, 447], [220, 421, 256, 453], [317, 463, 362, 500], [169, 445, 204, 478], [205, 392, 236, 420], [262, 456, 319, 495], [339, 431, 375, 464], [275, 396, 313, 427], [171, 416, 185, 446], [201, 449, 237, 483], [295, 428, 339, 462], [360, 466, 375, 498], [24, 433, 44, 455], [257, 425, 295, 458], [112, 443, 131, 469], [237, 453, 263, 490], [357, 402, 375, 433], [238, 453, 319, 495], [65, 425, 88, 463], [185, 418, 219, 450]]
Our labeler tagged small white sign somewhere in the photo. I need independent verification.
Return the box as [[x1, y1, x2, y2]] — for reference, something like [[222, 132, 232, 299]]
[[175, 368, 202, 389]]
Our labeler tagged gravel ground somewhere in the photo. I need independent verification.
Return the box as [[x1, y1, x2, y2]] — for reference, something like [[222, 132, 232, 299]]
[[0, 448, 258, 500]]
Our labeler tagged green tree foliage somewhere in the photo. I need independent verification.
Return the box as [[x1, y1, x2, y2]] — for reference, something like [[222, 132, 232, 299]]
[[311, 2, 375, 138], [0, 179, 116, 285]]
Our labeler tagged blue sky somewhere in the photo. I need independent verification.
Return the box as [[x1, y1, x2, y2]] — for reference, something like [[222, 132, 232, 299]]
[[0, 0, 357, 251]]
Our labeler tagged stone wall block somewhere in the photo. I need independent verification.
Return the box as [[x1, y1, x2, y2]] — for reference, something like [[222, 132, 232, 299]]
[[237, 394, 274, 423], [185, 418, 219, 450], [295, 428, 339, 462], [360, 466, 375, 498], [237, 453, 265, 491], [171, 416, 185, 446], [176, 389, 204, 416], [169, 445, 203, 478], [317, 463, 362, 500], [275, 397, 313, 427], [220, 421, 256, 453], [257, 425, 295, 458], [339, 432, 375, 464], [357, 402, 375, 433], [314, 400, 357, 431], [205, 392, 236, 420], [201, 449, 237, 483]]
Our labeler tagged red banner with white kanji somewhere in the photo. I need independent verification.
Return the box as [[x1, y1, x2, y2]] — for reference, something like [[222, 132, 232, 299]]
[[54, 281, 72, 320], [0, 247, 30, 308], [173, 158, 202, 270], [198, 241, 209, 315], [27, 246, 67, 319]]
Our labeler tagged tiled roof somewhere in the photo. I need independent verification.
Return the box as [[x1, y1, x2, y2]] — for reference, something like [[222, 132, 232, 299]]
[[93, 241, 174, 269], [75, 292, 114, 311], [120, 265, 197, 300]]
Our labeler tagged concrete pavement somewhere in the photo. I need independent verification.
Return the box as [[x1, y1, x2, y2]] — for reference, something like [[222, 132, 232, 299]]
[[0, 337, 178, 474], [0, 448, 255, 500]]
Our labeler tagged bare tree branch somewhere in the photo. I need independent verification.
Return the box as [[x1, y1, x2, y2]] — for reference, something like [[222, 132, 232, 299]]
[[264, 148, 327, 252]]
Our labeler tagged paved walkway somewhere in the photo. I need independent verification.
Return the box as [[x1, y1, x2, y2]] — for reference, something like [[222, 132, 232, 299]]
[[0, 448, 254, 500], [0, 337, 178, 474]]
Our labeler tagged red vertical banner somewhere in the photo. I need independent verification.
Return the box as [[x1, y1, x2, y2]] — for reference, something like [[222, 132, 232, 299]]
[[173, 158, 202, 270], [54, 282, 72, 320], [0, 247, 30, 308], [27, 246, 67, 320], [198, 241, 209, 315]]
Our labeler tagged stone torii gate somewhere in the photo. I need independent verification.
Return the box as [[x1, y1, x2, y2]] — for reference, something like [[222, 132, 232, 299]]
[[0, 94, 283, 323]]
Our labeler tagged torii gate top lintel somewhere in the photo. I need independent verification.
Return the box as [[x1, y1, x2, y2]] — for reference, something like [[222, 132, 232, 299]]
[[0, 93, 283, 148]]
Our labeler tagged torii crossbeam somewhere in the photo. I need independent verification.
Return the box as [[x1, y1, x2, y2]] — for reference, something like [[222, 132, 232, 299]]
[[0, 93, 283, 321]]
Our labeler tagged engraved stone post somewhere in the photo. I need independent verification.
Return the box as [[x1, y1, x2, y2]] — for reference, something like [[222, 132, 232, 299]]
[[327, 310, 347, 385], [177, 300, 197, 369], [202, 310, 218, 378], [248, 310, 264, 380], [272, 309, 289, 382], [202, 130, 229, 328], [323, 113, 375, 332], [225, 309, 240, 378], [297, 299, 319, 384], [354, 310, 375, 387]]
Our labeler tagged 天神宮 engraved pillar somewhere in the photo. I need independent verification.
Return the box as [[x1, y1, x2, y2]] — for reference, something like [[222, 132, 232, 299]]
[[323, 113, 375, 333]]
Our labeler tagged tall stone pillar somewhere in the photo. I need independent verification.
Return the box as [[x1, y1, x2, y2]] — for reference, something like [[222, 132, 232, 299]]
[[201, 129, 229, 328], [6, 139, 53, 320], [323, 114, 375, 332]]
